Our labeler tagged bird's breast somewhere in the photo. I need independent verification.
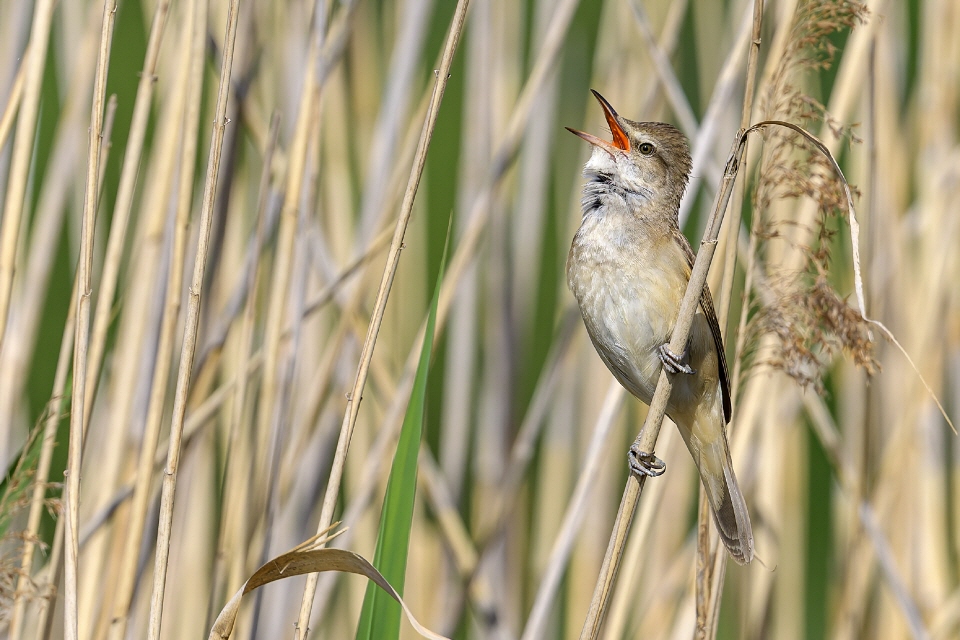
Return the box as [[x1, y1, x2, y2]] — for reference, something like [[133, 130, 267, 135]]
[[567, 215, 687, 404]]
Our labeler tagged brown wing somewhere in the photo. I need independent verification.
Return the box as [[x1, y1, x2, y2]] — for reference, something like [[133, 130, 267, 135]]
[[673, 229, 732, 423]]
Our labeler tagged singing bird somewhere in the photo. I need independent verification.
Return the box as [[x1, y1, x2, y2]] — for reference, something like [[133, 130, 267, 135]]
[[565, 90, 754, 564]]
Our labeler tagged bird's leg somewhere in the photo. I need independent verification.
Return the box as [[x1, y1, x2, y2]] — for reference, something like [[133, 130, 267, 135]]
[[628, 444, 666, 477], [658, 343, 696, 375]]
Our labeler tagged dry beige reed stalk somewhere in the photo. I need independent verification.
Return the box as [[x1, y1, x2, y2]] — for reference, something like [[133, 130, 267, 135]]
[[8, 90, 118, 640], [87, 11, 190, 636], [306, 0, 587, 626], [8, 274, 74, 640], [74, 227, 397, 563], [308, 308, 578, 633], [0, 57, 24, 164], [0, 0, 55, 358], [208, 111, 281, 625], [522, 383, 625, 640], [228, 16, 369, 630], [318, 306, 576, 633], [696, 2, 766, 636], [254, 14, 325, 595], [0, 7, 103, 441], [801, 391, 929, 639], [601, 425, 683, 637], [293, 2, 471, 634], [64, 0, 117, 638], [106, 0, 207, 635], [82, 0, 172, 435], [716, 0, 765, 324], [146, 0, 240, 636]]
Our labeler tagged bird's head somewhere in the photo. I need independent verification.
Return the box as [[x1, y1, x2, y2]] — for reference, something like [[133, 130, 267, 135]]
[[567, 90, 692, 211]]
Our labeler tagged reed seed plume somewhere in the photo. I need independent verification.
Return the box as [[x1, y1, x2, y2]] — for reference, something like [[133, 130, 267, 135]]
[[744, 0, 877, 392]]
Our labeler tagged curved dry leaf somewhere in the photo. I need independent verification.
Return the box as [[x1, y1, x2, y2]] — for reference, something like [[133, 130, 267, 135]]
[[209, 529, 449, 640]]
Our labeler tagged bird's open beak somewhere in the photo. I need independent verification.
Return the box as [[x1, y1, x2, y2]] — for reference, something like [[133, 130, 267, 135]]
[[566, 90, 631, 153]]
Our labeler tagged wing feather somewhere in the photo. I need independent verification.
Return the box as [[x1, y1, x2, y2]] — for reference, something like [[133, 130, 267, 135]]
[[673, 229, 732, 423]]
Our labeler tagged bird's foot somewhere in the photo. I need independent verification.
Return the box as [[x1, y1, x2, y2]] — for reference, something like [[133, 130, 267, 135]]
[[658, 343, 696, 375], [628, 446, 666, 477]]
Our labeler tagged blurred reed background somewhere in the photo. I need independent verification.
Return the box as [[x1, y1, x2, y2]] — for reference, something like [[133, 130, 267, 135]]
[[0, 0, 957, 638]]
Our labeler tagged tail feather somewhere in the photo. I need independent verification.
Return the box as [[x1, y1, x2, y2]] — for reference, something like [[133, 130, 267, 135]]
[[679, 417, 754, 564], [707, 447, 754, 564]]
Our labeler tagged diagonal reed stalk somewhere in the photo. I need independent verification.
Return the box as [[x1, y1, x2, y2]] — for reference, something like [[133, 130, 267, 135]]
[[0, 54, 25, 155], [579, 129, 751, 640], [292, 2, 471, 635]]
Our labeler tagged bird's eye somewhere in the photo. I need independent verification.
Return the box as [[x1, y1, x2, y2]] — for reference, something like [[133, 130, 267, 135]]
[[638, 142, 655, 156]]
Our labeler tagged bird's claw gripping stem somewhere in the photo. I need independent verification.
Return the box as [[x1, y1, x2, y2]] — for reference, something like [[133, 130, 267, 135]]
[[658, 343, 696, 375], [628, 446, 666, 477]]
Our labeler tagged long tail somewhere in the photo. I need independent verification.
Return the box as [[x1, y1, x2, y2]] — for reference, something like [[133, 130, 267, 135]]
[[678, 413, 754, 564]]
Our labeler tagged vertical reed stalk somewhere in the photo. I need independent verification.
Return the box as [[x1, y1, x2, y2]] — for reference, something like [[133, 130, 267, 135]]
[[106, 0, 206, 635], [146, 1, 241, 636], [63, 1, 117, 638], [82, 0, 172, 431]]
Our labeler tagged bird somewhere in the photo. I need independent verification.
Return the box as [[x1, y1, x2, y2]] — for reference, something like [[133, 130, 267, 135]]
[[564, 90, 754, 564]]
